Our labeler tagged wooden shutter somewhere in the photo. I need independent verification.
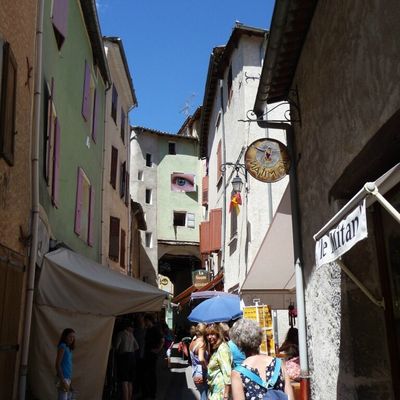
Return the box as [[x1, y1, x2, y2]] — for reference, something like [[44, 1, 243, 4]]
[[200, 221, 211, 254], [51, 0, 68, 48], [81, 61, 90, 120], [216, 140, 222, 182], [119, 161, 126, 198], [87, 186, 95, 246], [210, 208, 222, 252], [44, 79, 55, 183], [109, 217, 120, 261], [0, 42, 17, 166], [74, 168, 83, 235], [111, 85, 118, 123], [51, 117, 61, 207], [110, 146, 118, 189], [202, 175, 209, 205], [120, 108, 125, 143], [120, 229, 126, 268], [187, 213, 195, 228], [91, 88, 98, 142], [125, 172, 130, 206]]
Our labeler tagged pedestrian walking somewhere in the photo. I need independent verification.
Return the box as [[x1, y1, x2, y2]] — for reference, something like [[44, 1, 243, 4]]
[[279, 327, 300, 382], [55, 328, 75, 400], [228, 320, 246, 368]]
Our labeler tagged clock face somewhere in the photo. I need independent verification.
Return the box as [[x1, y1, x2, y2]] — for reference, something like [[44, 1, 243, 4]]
[[245, 138, 291, 183]]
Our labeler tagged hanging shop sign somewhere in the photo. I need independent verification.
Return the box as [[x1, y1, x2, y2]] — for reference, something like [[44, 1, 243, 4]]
[[244, 138, 291, 183], [315, 200, 368, 268], [192, 269, 211, 289]]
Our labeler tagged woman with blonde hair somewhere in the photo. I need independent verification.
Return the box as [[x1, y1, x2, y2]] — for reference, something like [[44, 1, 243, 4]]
[[189, 323, 209, 400], [206, 323, 232, 400]]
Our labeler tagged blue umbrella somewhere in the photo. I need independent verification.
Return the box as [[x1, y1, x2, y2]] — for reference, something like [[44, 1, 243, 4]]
[[188, 295, 242, 323]]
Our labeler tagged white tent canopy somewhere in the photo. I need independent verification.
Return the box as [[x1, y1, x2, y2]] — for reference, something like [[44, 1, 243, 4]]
[[29, 248, 166, 400]]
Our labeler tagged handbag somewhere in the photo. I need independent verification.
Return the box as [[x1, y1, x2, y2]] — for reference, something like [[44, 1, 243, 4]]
[[235, 358, 288, 400]]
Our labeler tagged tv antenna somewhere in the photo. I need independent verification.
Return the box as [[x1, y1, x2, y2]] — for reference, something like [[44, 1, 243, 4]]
[[179, 93, 196, 117]]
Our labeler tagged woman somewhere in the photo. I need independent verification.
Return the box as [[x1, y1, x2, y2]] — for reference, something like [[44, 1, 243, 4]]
[[189, 323, 208, 400], [231, 319, 293, 400], [206, 323, 232, 400], [228, 321, 246, 368], [279, 327, 300, 382], [55, 328, 75, 400]]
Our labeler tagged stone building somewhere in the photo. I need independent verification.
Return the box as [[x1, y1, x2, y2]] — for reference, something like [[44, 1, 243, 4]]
[[254, 0, 400, 399]]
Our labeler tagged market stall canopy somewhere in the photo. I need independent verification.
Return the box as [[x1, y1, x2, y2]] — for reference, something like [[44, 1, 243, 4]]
[[241, 184, 295, 309]]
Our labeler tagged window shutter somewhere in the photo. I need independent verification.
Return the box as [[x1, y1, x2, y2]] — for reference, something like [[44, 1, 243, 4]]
[[0, 42, 17, 166], [109, 217, 120, 261], [125, 172, 130, 206], [120, 229, 126, 268], [110, 146, 118, 189], [216, 141, 222, 182], [74, 168, 83, 235], [210, 208, 222, 251], [44, 78, 54, 183], [111, 85, 118, 123], [187, 213, 195, 228], [91, 87, 98, 142], [200, 221, 211, 254], [51, 117, 61, 207], [120, 108, 126, 143], [52, 0, 68, 46], [202, 175, 209, 205], [81, 61, 90, 120], [119, 161, 126, 198], [88, 185, 95, 246]]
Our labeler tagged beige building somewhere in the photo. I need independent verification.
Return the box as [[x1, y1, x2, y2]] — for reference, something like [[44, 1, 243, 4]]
[[102, 37, 137, 274], [0, 1, 37, 398]]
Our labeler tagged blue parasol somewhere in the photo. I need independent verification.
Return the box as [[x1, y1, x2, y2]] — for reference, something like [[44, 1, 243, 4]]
[[188, 294, 242, 323]]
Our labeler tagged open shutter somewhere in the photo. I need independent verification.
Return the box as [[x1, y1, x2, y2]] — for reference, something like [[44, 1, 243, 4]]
[[51, 0, 68, 47], [87, 185, 95, 246], [200, 221, 211, 254], [119, 161, 126, 198], [187, 213, 195, 228], [51, 117, 61, 207], [120, 229, 126, 268], [44, 78, 54, 183], [91, 88, 98, 142], [120, 108, 126, 143], [110, 146, 118, 189], [125, 172, 130, 206], [210, 208, 222, 251], [81, 61, 90, 120], [216, 140, 222, 182], [202, 176, 209, 205], [74, 168, 83, 235], [109, 217, 120, 261]]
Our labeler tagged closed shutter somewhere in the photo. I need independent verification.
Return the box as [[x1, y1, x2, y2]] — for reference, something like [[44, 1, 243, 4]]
[[87, 186, 95, 246], [51, 117, 61, 207], [120, 229, 126, 268], [200, 221, 211, 254], [210, 208, 222, 252], [0, 42, 17, 166], [109, 217, 120, 261], [216, 140, 222, 182], [81, 61, 90, 120], [91, 88, 98, 142], [74, 168, 83, 235], [51, 0, 68, 48], [202, 175, 209, 205], [110, 146, 118, 189]]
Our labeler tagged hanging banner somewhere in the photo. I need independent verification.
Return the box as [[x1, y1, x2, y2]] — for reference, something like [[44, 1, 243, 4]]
[[315, 200, 368, 268]]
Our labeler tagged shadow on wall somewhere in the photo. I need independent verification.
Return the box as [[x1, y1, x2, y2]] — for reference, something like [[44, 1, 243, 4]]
[[139, 242, 158, 286]]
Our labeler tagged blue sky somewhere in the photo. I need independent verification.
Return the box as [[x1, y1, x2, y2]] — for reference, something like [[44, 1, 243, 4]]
[[97, 1, 275, 133]]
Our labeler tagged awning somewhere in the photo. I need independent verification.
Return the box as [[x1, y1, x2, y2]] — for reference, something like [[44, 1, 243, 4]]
[[29, 248, 166, 400], [241, 184, 295, 309]]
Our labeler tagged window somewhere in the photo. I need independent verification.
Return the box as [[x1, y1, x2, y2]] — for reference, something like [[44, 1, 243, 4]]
[[120, 229, 126, 268], [51, 0, 68, 49], [120, 108, 126, 144], [168, 142, 176, 155], [138, 170, 144, 181], [173, 212, 186, 226], [146, 153, 152, 167], [74, 167, 95, 245], [110, 146, 118, 189], [145, 232, 153, 248], [109, 216, 120, 261], [111, 85, 118, 123], [145, 189, 152, 204], [0, 41, 17, 166]]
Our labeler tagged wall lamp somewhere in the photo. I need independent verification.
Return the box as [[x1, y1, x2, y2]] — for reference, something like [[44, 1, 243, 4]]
[[221, 162, 247, 194]]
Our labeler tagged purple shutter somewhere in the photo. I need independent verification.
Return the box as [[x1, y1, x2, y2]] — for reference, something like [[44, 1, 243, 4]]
[[45, 78, 55, 183], [81, 61, 90, 120], [91, 88, 99, 142], [52, 0, 69, 40], [88, 185, 95, 246], [74, 168, 83, 235], [52, 117, 61, 207]]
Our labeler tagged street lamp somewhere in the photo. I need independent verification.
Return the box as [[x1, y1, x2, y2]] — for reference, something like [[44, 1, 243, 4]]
[[220, 162, 247, 193], [231, 173, 243, 193]]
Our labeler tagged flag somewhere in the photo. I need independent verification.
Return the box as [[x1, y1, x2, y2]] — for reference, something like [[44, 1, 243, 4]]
[[229, 192, 242, 215]]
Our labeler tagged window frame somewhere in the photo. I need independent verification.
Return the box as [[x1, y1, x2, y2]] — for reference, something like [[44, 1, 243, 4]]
[[168, 142, 176, 155]]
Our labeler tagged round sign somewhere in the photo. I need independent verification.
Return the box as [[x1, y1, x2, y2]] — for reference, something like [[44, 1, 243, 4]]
[[245, 138, 291, 183], [160, 277, 169, 286]]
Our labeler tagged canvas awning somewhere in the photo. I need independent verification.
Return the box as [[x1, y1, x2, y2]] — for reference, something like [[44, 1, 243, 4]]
[[241, 184, 295, 309], [29, 248, 166, 400]]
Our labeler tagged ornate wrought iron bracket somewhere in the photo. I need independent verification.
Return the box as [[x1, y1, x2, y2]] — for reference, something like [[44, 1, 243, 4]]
[[245, 71, 261, 83]]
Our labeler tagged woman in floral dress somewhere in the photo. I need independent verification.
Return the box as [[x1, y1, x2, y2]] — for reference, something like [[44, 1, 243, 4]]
[[206, 323, 232, 400]]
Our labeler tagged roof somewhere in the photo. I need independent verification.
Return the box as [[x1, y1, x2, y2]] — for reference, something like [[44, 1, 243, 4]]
[[79, 0, 110, 84], [103, 37, 138, 108], [132, 126, 199, 141], [254, 0, 318, 114], [177, 106, 202, 136], [199, 24, 267, 158]]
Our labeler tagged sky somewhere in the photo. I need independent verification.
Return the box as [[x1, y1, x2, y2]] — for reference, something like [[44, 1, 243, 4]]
[[97, 1, 275, 133]]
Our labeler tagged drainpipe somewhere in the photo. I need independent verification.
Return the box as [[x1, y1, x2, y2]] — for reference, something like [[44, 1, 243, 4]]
[[18, 0, 44, 398], [255, 119, 310, 399]]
